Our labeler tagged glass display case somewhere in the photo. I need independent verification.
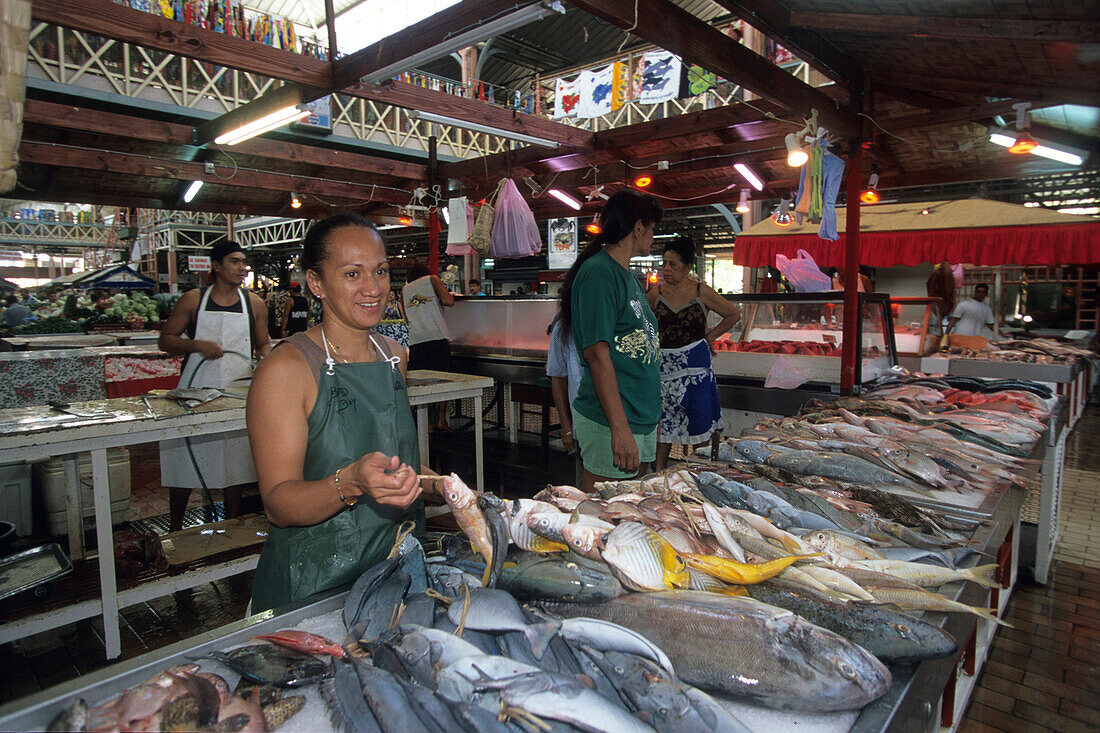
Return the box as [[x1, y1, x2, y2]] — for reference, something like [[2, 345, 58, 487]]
[[889, 297, 944, 357], [712, 292, 897, 386], [445, 296, 558, 357]]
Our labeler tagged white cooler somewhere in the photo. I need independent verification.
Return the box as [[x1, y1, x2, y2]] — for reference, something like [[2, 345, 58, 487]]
[[0, 462, 34, 536], [34, 448, 132, 536]]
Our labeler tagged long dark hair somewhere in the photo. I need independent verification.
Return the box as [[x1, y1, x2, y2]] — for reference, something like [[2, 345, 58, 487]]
[[558, 189, 662, 334]]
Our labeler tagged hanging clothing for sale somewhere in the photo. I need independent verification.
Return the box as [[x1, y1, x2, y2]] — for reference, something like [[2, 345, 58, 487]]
[[817, 151, 845, 241], [250, 331, 422, 613], [160, 287, 256, 490]]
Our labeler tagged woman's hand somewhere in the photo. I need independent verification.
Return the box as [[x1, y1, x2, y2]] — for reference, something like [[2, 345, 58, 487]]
[[348, 452, 421, 508], [611, 426, 640, 473]]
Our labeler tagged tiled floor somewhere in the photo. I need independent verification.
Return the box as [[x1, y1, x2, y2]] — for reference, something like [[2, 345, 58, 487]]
[[958, 405, 1100, 733], [2, 407, 1099, 732]]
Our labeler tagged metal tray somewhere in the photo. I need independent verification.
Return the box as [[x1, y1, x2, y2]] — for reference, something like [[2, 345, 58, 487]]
[[0, 543, 73, 601]]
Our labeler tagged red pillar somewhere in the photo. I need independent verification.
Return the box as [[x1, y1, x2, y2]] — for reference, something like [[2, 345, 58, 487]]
[[428, 209, 440, 277], [840, 147, 862, 394]]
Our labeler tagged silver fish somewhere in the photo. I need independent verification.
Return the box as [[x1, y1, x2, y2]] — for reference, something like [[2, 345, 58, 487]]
[[446, 587, 559, 658]]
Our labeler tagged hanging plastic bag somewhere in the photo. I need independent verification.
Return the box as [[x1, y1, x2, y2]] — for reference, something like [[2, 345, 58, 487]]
[[764, 355, 812, 390], [445, 199, 475, 256], [468, 179, 506, 255], [490, 179, 543, 258], [446, 197, 469, 245], [775, 249, 831, 292]]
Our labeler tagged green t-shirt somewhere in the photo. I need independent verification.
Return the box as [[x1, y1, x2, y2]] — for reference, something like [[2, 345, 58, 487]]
[[570, 249, 661, 431]]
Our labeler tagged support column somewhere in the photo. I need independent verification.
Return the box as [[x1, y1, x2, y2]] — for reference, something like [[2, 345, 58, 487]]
[[459, 45, 480, 293], [841, 147, 863, 394]]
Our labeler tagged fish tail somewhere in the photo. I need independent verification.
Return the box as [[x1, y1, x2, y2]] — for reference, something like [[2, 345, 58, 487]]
[[965, 563, 1001, 589], [524, 620, 559, 660]]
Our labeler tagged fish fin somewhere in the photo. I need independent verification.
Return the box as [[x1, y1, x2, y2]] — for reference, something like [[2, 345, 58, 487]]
[[977, 606, 1013, 628], [524, 620, 560, 660], [965, 563, 1001, 589]]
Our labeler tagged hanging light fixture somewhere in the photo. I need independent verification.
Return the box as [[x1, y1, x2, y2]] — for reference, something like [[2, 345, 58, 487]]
[[785, 133, 809, 167], [585, 214, 602, 235], [633, 174, 653, 188], [1007, 101, 1038, 155], [859, 172, 881, 204], [548, 188, 583, 210], [736, 189, 751, 214], [398, 213, 414, 226], [771, 196, 793, 227], [290, 193, 302, 209]]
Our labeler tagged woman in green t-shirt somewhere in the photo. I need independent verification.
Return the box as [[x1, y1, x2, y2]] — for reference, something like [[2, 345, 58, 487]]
[[558, 189, 664, 491]]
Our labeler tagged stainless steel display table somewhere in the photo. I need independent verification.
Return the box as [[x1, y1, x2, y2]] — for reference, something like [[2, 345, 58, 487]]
[[0, 370, 491, 660]]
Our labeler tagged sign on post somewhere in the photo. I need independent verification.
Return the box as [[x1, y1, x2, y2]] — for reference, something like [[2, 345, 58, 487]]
[[187, 255, 211, 272]]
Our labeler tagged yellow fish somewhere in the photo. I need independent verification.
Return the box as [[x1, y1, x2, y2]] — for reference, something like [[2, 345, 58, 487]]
[[602, 522, 689, 591], [684, 552, 822, 585]]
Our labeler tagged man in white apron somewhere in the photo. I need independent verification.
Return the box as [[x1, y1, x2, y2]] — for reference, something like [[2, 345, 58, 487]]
[[158, 242, 271, 531]]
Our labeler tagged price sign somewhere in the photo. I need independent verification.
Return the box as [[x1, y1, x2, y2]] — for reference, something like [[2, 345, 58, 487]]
[[188, 255, 211, 272]]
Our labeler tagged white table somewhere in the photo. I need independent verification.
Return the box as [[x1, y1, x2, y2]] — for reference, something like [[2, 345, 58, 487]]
[[406, 370, 493, 492], [0, 370, 492, 659]]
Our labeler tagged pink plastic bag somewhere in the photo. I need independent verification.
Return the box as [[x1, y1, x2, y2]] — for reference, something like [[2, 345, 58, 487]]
[[445, 202, 476, 256], [490, 179, 543, 258], [775, 249, 831, 292], [764, 355, 812, 389]]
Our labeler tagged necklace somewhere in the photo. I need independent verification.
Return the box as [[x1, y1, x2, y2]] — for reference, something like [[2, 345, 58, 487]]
[[321, 326, 376, 364]]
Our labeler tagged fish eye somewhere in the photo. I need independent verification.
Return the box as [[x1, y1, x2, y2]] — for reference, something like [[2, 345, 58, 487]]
[[836, 660, 856, 678], [893, 623, 913, 638], [614, 665, 625, 674], [658, 707, 670, 717]]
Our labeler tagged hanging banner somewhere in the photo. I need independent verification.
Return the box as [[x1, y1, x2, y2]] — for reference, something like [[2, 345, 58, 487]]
[[547, 217, 578, 270], [553, 76, 581, 119], [577, 65, 614, 119], [638, 51, 681, 104], [681, 64, 717, 97], [610, 61, 629, 110]]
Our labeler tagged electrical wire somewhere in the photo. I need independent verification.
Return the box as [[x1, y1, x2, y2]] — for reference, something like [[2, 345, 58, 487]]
[[207, 145, 239, 181], [857, 112, 989, 154], [644, 182, 739, 202]]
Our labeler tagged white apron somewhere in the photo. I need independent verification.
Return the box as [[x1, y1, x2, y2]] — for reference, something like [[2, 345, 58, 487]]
[[160, 287, 257, 489]]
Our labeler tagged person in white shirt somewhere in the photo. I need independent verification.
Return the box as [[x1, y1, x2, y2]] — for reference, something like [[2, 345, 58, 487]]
[[946, 284, 995, 337]]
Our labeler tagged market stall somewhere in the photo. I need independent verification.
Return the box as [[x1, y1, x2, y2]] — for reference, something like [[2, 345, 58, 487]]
[[0, 371, 1055, 732]]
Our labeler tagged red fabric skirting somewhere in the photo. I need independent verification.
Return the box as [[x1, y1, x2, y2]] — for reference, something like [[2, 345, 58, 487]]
[[733, 223, 1100, 268], [105, 375, 180, 398]]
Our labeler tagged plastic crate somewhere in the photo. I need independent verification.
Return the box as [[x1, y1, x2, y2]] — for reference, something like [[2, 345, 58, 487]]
[[0, 462, 33, 537], [34, 448, 131, 536]]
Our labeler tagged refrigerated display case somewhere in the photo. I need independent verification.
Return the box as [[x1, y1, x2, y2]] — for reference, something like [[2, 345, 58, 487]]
[[890, 297, 944, 357], [712, 292, 897, 386]]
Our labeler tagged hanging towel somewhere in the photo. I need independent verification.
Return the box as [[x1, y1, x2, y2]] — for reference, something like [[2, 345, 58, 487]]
[[446, 197, 470, 247], [638, 51, 682, 104], [578, 65, 615, 119], [554, 77, 581, 118], [817, 152, 845, 241]]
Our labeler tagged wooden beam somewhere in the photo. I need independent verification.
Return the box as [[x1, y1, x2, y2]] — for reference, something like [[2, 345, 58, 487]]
[[567, 0, 861, 139], [712, 0, 864, 91], [331, 0, 524, 90], [878, 100, 1050, 133], [876, 72, 1100, 108], [22, 99, 427, 181], [593, 99, 793, 149], [873, 84, 961, 111], [343, 80, 593, 149], [31, 0, 332, 88], [19, 142, 411, 205], [789, 12, 1100, 44]]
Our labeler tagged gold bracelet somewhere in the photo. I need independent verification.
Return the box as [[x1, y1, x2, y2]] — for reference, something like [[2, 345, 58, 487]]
[[334, 468, 356, 508], [563, 430, 573, 437]]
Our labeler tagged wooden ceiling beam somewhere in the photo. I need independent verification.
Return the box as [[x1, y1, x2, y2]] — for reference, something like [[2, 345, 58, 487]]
[[876, 72, 1100, 108], [567, 0, 861, 139], [711, 0, 865, 91], [331, 0, 527, 90], [789, 12, 1100, 44], [342, 80, 593, 149], [18, 142, 411, 205], [31, 0, 332, 88], [878, 100, 1063, 133], [22, 99, 428, 182]]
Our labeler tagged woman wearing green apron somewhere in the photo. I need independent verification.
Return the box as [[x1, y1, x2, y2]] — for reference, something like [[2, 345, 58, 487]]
[[247, 214, 442, 614]]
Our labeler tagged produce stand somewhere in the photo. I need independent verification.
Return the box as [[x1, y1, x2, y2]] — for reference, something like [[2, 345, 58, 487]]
[[0, 371, 490, 660]]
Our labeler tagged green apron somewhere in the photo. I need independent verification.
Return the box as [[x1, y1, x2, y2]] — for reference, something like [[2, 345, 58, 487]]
[[251, 333, 423, 614]]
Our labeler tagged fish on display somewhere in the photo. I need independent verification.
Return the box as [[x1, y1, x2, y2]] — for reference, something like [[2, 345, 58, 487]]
[[601, 522, 689, 591], [321, 659, 381, 733], [445, 587, 560, 658], [47, 699, 87, 733], [497, 551, 623, 602], [205, 644, 332, 687], [509, 499, 568, 553], [440, 473, 494, 566], [864, 585, 1011, 626], [477, 493, 510, 587], [252, 629, 346, 658], [261, 694, 306, 730], [541, 590, 892, 712], [561, 518, 614, 560], [353, 659, 433, 733], [557, 616, 676, 677], [375, 623, 483, 688], [434, 654, 543, 704], [853, 559, 1000, 588], [685, 552, 811, 585], [746, 581, 958, 664]]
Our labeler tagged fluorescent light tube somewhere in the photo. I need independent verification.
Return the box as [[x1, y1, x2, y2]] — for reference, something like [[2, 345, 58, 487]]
[[734, 163, 764, 191], [548, 189, 582, 210], [359, 4, 561, 84], [183, 180, 203, 203], [410, 110, 559, 149], [215, 105, 310, 145], [989, 131, 1084, 166]]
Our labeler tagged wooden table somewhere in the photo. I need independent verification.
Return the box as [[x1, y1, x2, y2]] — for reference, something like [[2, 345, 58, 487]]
[[0, 370, 492, 659]]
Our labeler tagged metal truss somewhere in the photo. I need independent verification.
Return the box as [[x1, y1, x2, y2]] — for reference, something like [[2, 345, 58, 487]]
[[0, 216, 112, 249], [25, 24, 817, 162], [233, 217, 308, 249]]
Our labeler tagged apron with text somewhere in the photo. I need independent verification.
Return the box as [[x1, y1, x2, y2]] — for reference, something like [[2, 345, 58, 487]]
[[250, 333, 423, 614], [160, 288, 256, 489]]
